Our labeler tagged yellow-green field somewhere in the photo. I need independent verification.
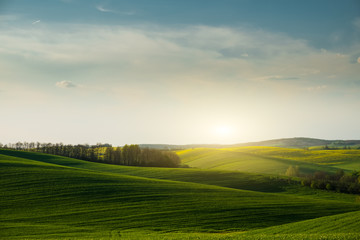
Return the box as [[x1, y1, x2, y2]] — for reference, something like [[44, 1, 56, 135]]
[[177, 147, 360, 174]]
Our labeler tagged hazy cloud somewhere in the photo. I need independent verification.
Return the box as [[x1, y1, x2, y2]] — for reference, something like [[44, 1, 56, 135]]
[[268, 76, 300, 81], [0, 14, 18, 22], [353, 18, 360, 30], [56, 81, 77, 88], [307, 85, 327, 92], [119, 11, 135, 16], [336, 53, 346, 58]]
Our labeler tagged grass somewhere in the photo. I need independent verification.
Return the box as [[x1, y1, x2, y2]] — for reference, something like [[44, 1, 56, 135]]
[[2, 149, 359, 203], [238, 210, 360, 240], [1, 149, 360, 239], [245, 210, 360, 235], [177, 147, 360, 174]]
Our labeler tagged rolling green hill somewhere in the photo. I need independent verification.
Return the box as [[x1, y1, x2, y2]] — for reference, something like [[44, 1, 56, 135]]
[[1, 149, 360, 239], [177, 147, 360, 175]]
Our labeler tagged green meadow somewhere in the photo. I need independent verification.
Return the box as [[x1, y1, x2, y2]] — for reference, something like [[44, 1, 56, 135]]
[[1, 149, 360, 239]]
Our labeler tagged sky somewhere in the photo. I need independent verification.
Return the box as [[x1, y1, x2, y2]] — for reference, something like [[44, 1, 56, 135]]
[[0, 0, 360, 145]]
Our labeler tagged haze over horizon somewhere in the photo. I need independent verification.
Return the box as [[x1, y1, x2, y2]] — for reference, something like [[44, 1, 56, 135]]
[[1, 0, 360, 145]]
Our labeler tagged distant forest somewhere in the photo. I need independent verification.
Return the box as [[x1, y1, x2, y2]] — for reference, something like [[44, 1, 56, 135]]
[[0, 142, 181, 168]]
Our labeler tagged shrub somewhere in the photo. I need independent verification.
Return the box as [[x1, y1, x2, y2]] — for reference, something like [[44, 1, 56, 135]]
[[326, 183, 333, 191], [301, 179, 311, 187]]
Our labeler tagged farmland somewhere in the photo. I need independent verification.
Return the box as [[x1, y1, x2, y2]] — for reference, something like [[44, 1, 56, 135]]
[[1, 148, 360, 239]]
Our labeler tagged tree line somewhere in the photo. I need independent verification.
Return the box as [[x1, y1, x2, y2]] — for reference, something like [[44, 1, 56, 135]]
[[0, 142, 181, 168], [323, 145, 360, 150], [286, 165, 360, 194]]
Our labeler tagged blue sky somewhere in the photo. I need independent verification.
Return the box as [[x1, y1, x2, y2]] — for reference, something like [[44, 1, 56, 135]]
[[3, 0, 359, 48], [0, 0, 360, 145]]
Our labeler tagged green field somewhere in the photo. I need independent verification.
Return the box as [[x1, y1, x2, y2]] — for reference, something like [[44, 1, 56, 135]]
[[177, 147, 360, 174], [1, 149, 360, 239]]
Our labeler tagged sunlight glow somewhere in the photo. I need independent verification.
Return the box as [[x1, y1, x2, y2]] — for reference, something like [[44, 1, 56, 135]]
[[214, 125, 232, 136]]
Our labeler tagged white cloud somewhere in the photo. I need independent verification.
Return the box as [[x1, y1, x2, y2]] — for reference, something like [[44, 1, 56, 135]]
[[56, 81, 77, 88], [1, 23, 359, 96], [32, 20, 41, 25], [96, 5, 134, 15], [96, 5, 116, 13]]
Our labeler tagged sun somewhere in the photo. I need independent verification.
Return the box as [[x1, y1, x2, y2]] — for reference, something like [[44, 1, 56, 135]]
[[214, 125, 232, 136]]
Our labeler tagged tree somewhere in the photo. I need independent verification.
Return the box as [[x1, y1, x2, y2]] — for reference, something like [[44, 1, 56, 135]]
[[314, 171, 327, 180], [88, 147, 96, 161], [114, 147, 123, 164], [122, 145, 130, 165], [104, 147, 114, 163], [128, 145, 141, 166], [4, 141, 181, 168]]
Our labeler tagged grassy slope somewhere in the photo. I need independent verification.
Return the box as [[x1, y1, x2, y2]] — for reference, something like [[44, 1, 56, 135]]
[[238, 210, 360, 240], [108, 210, 360, 240], [246, 210, 360, 234], [177, 147, 360, 174], [1, 150, 360, 239], [0, 150, 291, 193], [1, 150, 358, 203]]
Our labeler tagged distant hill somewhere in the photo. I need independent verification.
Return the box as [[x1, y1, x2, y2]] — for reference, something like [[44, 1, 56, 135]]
[[140, 137, 360, 150], [235, 137, 360, 148]]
